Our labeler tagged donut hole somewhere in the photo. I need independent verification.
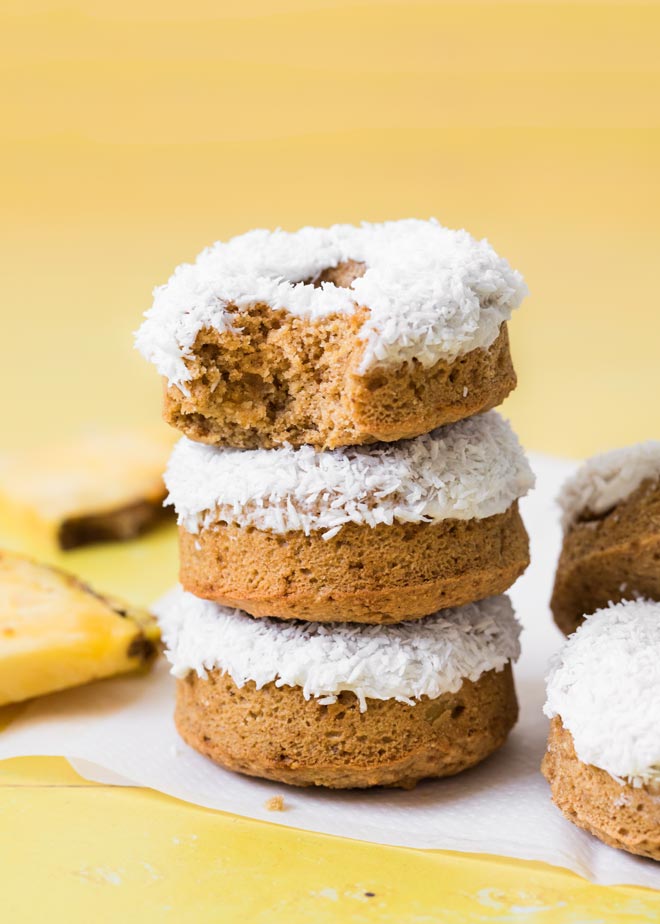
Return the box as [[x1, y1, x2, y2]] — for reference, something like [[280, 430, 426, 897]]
[[305, 260, 366, 290]]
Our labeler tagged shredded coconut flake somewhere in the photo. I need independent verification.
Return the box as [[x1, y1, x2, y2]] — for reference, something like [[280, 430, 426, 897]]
[[544, 600, 660, 787], [164, 410, 534, 536], [135, 219, 527, 389], [558, 442, 660, 529], [154, 588, 520, 712]]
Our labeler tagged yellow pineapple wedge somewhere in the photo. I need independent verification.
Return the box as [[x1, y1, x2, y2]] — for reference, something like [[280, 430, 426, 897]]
[[0, 550, 160, 706], [0, 428, 175, 550]]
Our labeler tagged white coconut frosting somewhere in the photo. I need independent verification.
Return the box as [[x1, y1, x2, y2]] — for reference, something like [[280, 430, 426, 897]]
[[135, 219, 527, 390], [154, 587, 521, 711], [544, 600, 660, 787], [164, 410, 535, 538], [559, 441, 660, 530]]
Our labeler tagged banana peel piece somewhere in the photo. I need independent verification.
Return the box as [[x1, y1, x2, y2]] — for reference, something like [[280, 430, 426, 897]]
[[0, 550, 160, 706]]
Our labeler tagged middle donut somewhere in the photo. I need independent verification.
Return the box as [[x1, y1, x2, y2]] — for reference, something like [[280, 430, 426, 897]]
[[165, 410, 535, 623]]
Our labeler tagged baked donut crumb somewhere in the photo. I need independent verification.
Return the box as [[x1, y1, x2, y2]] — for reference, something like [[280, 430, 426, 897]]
[[137, 220, 526, 448]]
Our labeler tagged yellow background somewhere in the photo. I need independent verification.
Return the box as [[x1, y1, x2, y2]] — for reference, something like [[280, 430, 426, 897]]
[[1, 1, 660, 921]]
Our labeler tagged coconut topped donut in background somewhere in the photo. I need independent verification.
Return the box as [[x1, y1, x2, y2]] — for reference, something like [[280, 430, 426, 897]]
[[542, 599, 660, 859], [165, 411, 534, 622], [544, 600, 660, 787], [558, 441, 660, 529], [156, 588, 521, 788], [551, 441, 660, 634], [136, 219, 527, 449]]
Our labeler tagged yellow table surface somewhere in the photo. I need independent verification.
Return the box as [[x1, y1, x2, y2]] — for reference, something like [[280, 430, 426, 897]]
[[2, 1, 660, 920]]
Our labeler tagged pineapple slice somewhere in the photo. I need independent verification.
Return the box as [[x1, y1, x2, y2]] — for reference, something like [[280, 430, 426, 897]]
[[0, 429, 175, 550], [0, 550, 160, 706]]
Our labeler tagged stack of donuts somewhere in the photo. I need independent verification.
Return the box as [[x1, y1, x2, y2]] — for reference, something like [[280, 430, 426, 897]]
[[137, 219, 534, 788]]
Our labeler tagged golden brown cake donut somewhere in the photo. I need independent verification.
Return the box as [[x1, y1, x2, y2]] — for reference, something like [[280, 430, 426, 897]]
[[542, 719, 660, 861], [165, 412, 534, 623], [543, 600, 660, 860], [551, 442, 660, 634], [136, 220, 526, 449], [176, 666, 518, 790], [156, 589, 521, 789], [177, 506, 529, 623]]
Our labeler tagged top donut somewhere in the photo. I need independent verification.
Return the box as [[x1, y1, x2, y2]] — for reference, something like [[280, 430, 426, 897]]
[[136, 220, 527, 449]]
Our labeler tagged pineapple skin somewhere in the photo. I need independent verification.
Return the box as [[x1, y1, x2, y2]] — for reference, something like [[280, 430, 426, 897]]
[[0, 551, 160, 706]]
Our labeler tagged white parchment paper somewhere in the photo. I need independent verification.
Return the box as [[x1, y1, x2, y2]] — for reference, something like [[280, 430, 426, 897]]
[[1, 454, 658, 890]]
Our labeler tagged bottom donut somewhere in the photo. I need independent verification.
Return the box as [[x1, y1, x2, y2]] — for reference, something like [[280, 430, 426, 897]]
[[155, 588, 521, 789]]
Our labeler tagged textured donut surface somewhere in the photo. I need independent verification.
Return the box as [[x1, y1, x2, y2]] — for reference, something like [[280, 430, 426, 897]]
[[175, 665, 518, 789], [542, 718, 660, 860], [155, 588, 521, 711], [135, 219, 527, 390], [558, 441, 660, 529], [164, 410, 534, 538], [544, 599, 660, 787]]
